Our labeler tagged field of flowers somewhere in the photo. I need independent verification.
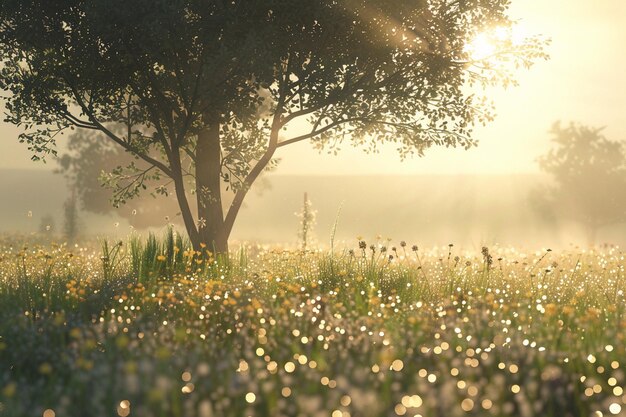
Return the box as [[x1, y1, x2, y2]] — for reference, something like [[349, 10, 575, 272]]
[[0, 232, 625, 417]]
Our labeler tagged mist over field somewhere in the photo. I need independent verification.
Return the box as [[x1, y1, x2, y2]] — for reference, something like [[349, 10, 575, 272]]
[[2, 169, 624, 249]]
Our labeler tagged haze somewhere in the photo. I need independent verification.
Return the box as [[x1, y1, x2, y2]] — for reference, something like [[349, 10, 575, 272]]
[[1, 0, 625, 248]]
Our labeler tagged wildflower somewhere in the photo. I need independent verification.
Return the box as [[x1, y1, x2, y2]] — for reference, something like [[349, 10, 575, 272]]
[[412, 245, 418, 252], [586, 307, 601, 320], [156, 255, 167, 262], [38, 363, 53, 375], [358, 240, 367, 250], [76, 358, 94, 370], [544, 303, 557, 316], [116, 335, 130, 349], [2, 383, 16, 398], [481, 246, 493, 267]]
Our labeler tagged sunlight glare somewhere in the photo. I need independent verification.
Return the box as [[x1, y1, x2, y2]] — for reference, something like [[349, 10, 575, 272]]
[[466, 32, 496, 61], [465, 24, 529, 61]]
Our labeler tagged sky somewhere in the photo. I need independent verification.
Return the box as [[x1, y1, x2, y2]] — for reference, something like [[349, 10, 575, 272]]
[[1, 0, 625, 176]]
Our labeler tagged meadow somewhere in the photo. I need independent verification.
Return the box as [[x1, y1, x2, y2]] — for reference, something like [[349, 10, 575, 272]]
[[0, 231, 624, 417]]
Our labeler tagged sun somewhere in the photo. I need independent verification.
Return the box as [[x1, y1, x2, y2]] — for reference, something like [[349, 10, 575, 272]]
[[466, 32, 497, 61], [464, 24, 529, 62]]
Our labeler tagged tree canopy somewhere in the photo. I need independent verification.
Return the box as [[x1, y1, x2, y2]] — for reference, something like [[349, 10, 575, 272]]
[[0, 0, 547, 252]]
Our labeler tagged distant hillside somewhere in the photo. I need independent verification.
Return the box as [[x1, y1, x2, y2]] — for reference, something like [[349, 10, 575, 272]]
[[1, 169, 623, 248]]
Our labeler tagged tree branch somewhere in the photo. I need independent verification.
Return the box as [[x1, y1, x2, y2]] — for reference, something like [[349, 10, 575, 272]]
[[222, 55, 292, 236], [66, 82, 174, 177], [277, 117, 361, 148]]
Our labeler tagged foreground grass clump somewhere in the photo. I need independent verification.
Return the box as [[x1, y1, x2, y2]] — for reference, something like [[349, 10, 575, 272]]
[[0, 234, 625, 417]]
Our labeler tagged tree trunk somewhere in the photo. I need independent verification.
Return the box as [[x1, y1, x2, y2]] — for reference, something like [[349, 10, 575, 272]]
[[171, 158, 200, 250], [195, 124, 228, 255]]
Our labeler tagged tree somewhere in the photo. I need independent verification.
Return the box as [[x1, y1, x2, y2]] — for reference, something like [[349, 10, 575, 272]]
[[0, 0, 547, 254], [536, 122, 626, 245]]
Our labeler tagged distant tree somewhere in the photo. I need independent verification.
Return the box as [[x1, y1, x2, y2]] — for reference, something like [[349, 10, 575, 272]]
[[63, 188, 80, 244], [536, 122, 626, 245], [0, 0, 547, 254], [57, 131, 182, 229]]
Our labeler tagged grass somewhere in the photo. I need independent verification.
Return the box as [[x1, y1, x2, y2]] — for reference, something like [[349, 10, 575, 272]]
[[0, 232, 624, 417]]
